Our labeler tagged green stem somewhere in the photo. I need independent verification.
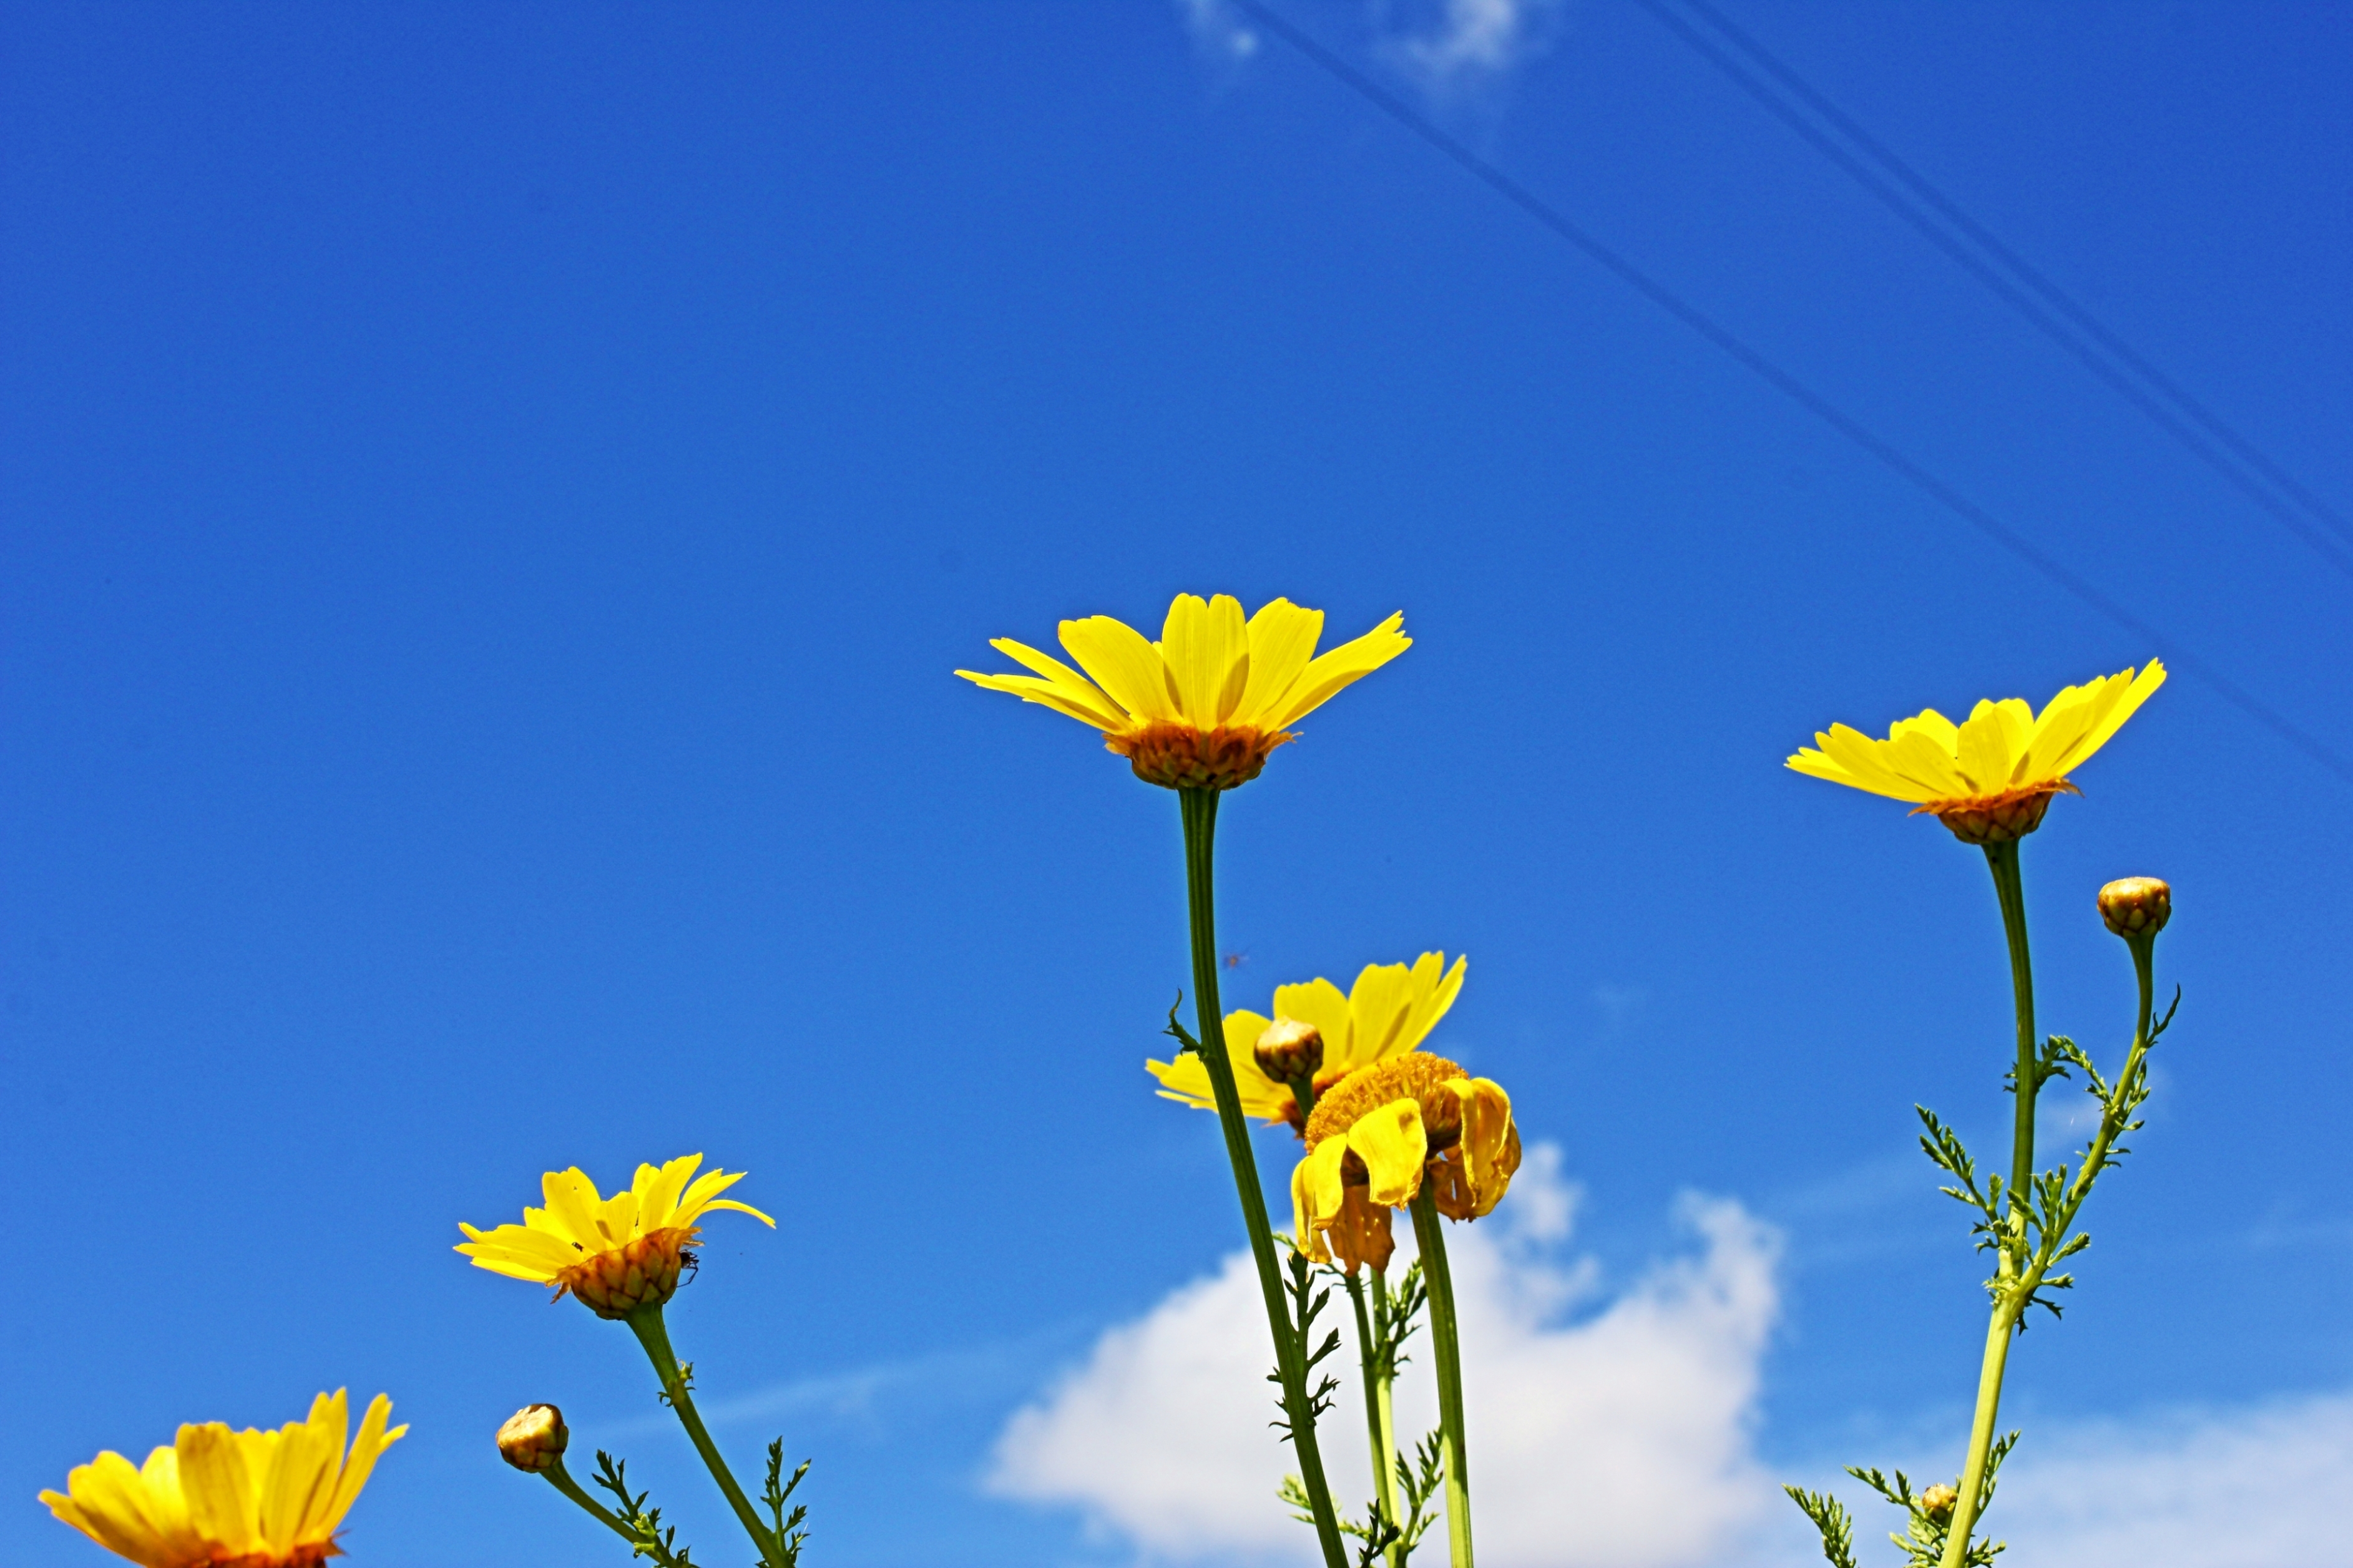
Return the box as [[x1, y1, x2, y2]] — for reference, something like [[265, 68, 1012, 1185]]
[[627, 1305, 780, 1567], [1374, 1346, 1404, 1568], [1984, 839, 2038, 1222], [2049, 933, 2159, 1236], [1179, 787, 1349, 1568], [1940, 1302, 2019, 1568], [1409, 1189, 1473, 1568], [1940, 840, 2038, 1568], [541, 1458, 638, 1546], [1348, 1272, 1406, 1568]]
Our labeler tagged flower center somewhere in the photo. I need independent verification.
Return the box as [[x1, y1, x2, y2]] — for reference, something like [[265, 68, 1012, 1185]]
[[555, 1226, 700, 1319], [1303, 1054, 1468, 1151], [1105, 721, 1293, 791], [1913, 780, 2080, 844]]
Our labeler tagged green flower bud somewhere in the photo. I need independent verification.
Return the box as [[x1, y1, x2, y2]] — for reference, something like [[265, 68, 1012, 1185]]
[[2098, 877, 2171, 937]]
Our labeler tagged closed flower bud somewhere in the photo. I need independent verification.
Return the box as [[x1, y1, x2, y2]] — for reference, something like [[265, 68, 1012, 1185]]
[[497, 1404, 568, 1473], [1253, 1018, 1324, 1082], [1919, 1483, 1957, 1524], [2098, 877, 2171, 938]]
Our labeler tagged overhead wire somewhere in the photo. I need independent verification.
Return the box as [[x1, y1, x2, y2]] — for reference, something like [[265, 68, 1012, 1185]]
[[1631, 0, 2353, 582], [1655, 0, 2353, 557], [1220, 0, 2353, 787]]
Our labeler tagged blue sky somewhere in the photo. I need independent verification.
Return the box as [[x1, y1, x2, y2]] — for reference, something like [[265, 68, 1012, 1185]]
[[4, 3, 2346, 1564]]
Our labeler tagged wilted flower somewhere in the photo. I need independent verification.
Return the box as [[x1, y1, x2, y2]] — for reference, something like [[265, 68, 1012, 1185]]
[[1291, 1054, 1521, 1273]]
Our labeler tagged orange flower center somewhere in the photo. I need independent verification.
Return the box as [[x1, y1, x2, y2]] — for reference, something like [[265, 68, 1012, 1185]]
[[1303, 1054, 1468, 1154], [1913, 780, 2080, 844], [1106, 721, 1292, 791], [554, 1227, 700, 1319]]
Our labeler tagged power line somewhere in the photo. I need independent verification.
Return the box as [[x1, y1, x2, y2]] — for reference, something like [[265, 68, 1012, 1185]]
[[1632, 0, 2353, 582], [1660, 0, 2353, 550], [1221, 0, 2353, 787]]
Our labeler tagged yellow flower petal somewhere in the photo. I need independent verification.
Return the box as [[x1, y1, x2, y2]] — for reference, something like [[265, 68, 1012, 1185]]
[[1292, 1136, 1351, 1264], [460, 1156, 768, 1310], [1450, 1077, 1520, 1218], [2045, 661, 2166, 776], [1152, 957, 1467, 1122], [1268, 980, 1354, 1067], [42, 1394, 403, 1568], [1265, 611, 1411, 729], [1788, 661, 2164, 835], [1346, 1097, 1429, 1208], [174, 1424, 258, 1552], [1143, 1007, 1294, 1122], [43, 1452, 175, 1566], [323, 1395, 406, 1534], [1057, 615, 1177, 724], [1158, 592, 1251, 724], [966, 638, 1132, 730], [963, 595, 1409, 789], [1234, 599, 1324, 726]]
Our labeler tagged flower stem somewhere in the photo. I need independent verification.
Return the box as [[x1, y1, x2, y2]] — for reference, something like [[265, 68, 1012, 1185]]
[[627, 1305, 780, 1567], [1941, 1301, 2019, 1568], [1347, 1272, 1406, 1568], [1178, 787, 1349, 1568], [542, 1458, 638, 1544], [1373, 1349, 1404, 1562], [1409, 1188, 1474, 1568], [1939, 839, 2038, 1568], [1985, 839, 2038, 1228]]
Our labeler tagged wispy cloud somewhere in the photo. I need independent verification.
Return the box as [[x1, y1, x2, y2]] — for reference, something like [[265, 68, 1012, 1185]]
[[987, 1145, 1784, 1565], [595, 1331, 1081, 1439], [1385, 0, 1564, 87], [1176, 0, 1261, 64], [1762, 1391, 2353, 1567], [1168, 1, 1561, 91]]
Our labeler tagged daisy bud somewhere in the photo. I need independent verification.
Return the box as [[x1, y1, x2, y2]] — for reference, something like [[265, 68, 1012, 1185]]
[[2097, 877, 2171, 938], [497, 1404, 568, 1473], [1253, 1018, 1324, 1082], [1919, 1483, 1957, 1524]]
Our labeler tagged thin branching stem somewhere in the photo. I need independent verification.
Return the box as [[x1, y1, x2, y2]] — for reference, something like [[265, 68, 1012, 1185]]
[[627, 1306, 780, 1566], [542, 1458, 638, 1547]]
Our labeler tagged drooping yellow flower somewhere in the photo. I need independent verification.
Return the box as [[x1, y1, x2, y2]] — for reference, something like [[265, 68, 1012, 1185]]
[[39, 1390, 404, 1568], [1786, 661, 2166, 842], [956, 592, 1410, 790], [1147, 952, 1468, 1131], [456, 1153, 774, 1320], [1291, 1054, 1520, 1273]]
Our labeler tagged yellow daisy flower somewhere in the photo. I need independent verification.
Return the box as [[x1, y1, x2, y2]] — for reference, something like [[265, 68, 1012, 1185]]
[[456, 1153, 774, 1320], [39, 1390, 404, 1568], [1291, 1054, 1521, 1274], [1786, 660, 2166, 842], [956, 592, 1410, 790], [1146, 952, 1468, 1131]]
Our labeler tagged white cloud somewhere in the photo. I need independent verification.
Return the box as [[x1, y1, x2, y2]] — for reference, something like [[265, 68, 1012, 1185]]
[[1762, 1391, 2353, 1568], [1387, 0, 1563, 85], [989, 1142, 2353, 1567], [987, 1145, 1784, 1566], [1176, 0, 1260, 63], [1170, 0, 1560, 90]]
